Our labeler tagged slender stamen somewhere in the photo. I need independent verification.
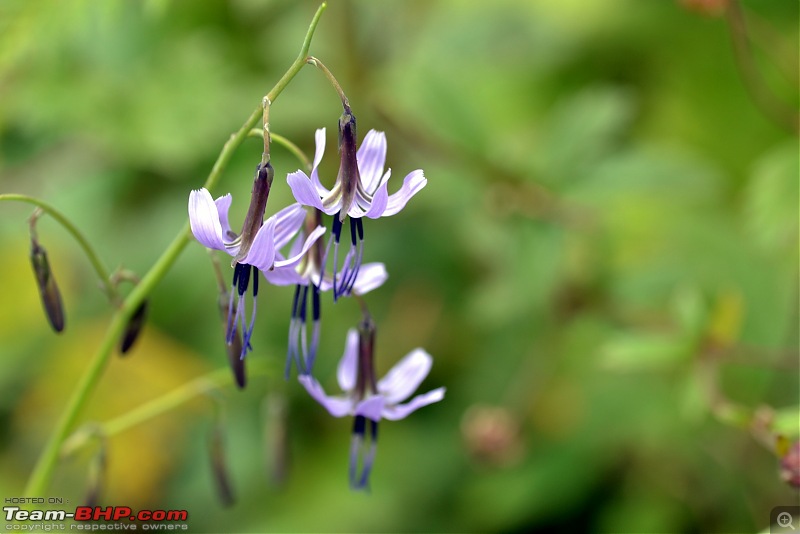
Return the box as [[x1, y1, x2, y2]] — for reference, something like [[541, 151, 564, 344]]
[[297, 285, 309, 373], [285, 284, 302, 380], [340, 218, 364, 297], [357, 420, 378, 490], [308, 284, 321, 372], [349, 415, 366, 489], [349, 416, 378, 491], [330, 213, 343, 301], [226, 265, 244, 343]]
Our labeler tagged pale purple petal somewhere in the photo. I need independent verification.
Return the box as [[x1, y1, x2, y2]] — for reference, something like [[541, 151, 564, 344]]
[[377, 348, 433, 404], [310, 128, 331, 194], [262, 265, 304, 286], [382, 170, 427, 217], [214, 194, 234, 240], [382, 387, 445, 421], [273, 225, 325, 269], [239, 217, 276, 271], [352, 263, 388, 296], [287, 171, 325, 211], [364, 178, 389, 218], [298, 375, 353, 417], [189, 189, 227, 251], [273, 203, 307, 249], [357, 130, 387, 194], [337, 329, 359, 392], [355, 396, 385, 422]]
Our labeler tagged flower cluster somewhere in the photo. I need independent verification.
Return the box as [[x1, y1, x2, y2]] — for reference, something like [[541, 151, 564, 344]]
[[188, 114, 443, 489]]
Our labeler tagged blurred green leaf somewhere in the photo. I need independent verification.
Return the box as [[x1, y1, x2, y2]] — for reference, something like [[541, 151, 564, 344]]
[[744, 142, 800, 254], [600, 332, 690, 371]]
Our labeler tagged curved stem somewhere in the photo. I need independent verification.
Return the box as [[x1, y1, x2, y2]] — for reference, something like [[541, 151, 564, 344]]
[[63, 361, 270, 456], [306, 56, 350, 111], [248, 129, 312, 172], [0, 194, 117, 302], [23, 2, 328, 497]]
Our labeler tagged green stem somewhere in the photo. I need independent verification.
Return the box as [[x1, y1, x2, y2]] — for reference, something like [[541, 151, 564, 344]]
[[249, 129, 312, 172], [0, 194, 117, 302], [23, 2, 327, 497], [104, 368, 229, 436]]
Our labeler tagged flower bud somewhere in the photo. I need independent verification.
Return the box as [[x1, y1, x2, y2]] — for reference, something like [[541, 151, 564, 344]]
[[84, 445, 107, 508], [337, 110, 359, 222], [30, 239, 65, 333], [119, 301, 148, 355], [218, 292, 246, 388], [209, 422, 235, 507], [234, 162, 274, 264], [262, 393, 290, 487]]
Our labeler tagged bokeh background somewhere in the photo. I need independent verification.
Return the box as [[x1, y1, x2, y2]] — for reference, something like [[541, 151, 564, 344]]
[[0, 1, 798, 532]]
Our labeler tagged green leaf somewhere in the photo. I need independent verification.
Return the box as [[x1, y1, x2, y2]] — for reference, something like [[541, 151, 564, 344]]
[[600, 332, 690, 371], [744, 142, 800, 253]]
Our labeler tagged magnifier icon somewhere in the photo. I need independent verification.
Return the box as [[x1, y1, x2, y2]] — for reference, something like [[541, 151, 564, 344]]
[[779, 512, 796, 530]]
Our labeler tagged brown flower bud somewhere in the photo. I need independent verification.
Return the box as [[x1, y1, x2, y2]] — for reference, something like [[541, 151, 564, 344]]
[[336, 110, 359, 222], [119, 301, 147, 355], [209, 422, 235, 507], [219, 292, 246, 388], [84, 445, 107, 508], [263, 394, 290, 487], [30, 239, 65, 333]]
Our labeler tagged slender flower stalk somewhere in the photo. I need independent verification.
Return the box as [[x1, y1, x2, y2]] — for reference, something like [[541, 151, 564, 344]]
[[299, 317, 445, 489]]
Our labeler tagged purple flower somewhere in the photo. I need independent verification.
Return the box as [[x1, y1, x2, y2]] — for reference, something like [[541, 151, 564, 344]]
[[188, 164, 325, 360], [263, 208, 388, 377], [287, 116, 426, 300], [299, 319, 444, 489]]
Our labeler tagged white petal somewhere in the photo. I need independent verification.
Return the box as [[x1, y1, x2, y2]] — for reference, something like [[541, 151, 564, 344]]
[[188, 189, 227, 251], [355, 396, 385, 422], [310, 128, 331, 194], [337, 329, 359, 392], [382, 387, 445, 421], [377, 348, 433, 404], [352, 263, 388, 296], [214, 194, 235, 241], [357, 130, 387, 194], [298, 375, 353, 417], [239, 217, 276, 271], [382, 169, 427, 217]]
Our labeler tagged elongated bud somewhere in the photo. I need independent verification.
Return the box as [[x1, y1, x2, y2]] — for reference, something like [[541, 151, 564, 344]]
[[337, 110, 359, 222], [84, 444, 107, 508], [234, 162, 274, 264], [209, 422, 235, 507], [30, 239, 65, 333], [119, 300, 148, 355], [355, 316, 377, 400], [218, 292, 246, 388], [262, 394, 290, 487]]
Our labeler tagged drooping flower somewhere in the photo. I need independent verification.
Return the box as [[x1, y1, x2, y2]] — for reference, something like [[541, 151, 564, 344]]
[[287, 113, 426, 300], [188, 162, 325, 361], [298, 318, 445, 489], [263, 207, 388, 377]]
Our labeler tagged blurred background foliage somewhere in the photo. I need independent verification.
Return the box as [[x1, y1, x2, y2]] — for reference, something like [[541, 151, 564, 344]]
[[0, 0, 798, 532]]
